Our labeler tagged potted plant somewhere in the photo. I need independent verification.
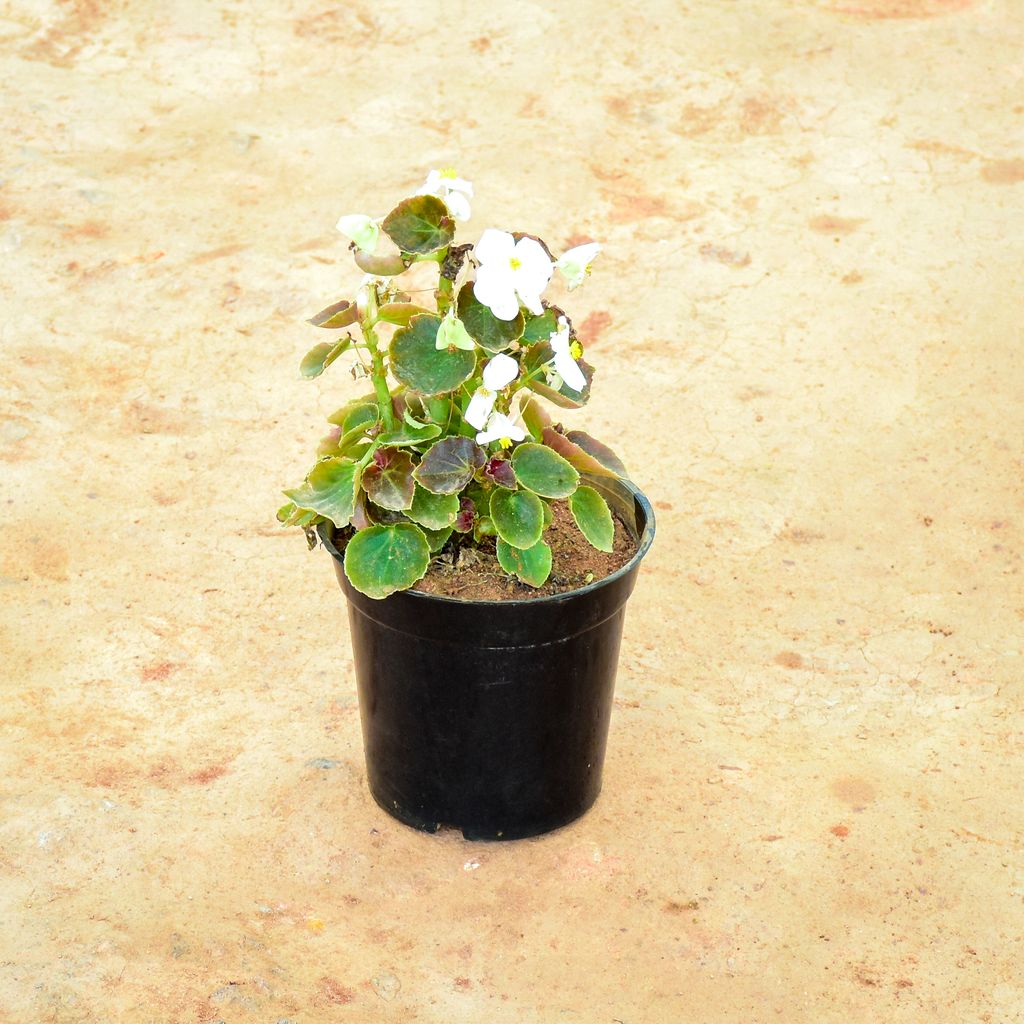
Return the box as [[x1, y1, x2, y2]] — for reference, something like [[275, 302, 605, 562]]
[[279, 170, 655, 840]]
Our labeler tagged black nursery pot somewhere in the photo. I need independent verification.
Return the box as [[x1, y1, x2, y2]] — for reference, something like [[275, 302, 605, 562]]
[[318, 477, 655, 841]]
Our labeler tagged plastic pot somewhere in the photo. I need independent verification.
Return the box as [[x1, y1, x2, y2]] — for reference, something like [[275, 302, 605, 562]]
[[318, 476, 655, 841]]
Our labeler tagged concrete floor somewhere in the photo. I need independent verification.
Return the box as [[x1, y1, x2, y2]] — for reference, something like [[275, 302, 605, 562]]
[[2, 0, 1023, 1020]]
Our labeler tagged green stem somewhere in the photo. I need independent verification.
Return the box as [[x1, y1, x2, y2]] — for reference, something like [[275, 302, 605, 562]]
[[436, 274, 454, 315], [360, 321, 396, 432]]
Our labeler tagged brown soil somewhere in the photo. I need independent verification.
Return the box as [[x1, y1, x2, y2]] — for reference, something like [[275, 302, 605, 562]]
[[412, 500, 637, 601]]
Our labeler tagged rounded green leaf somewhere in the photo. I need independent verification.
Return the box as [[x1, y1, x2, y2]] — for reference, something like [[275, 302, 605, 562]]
[[376, 422, 442, 447], [360, 449, 416, 511], [420, 525, 454, 553], [456, 285, 524, 353], [569, 485, 615, 553], [343, 524, 431, 599], [414, 436, 486, 494], [407, 486, 460, 530], [300, 337, 351, 379], [377, 302, 433, 326], [520, 308, 559, 345], [283, 458, 359, 528], [327, 393, 377, 425], [489, 488, 544, 549], [389, 315, 476, 396], [496, 537, 552, 588], [511, 443, 579, 498], [382, 195, 455, 255]]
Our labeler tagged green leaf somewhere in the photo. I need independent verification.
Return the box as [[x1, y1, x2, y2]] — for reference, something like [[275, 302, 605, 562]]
[[327, 394, 377, 426], [456, 285, 524, 353], [407, 486, 460, 530], [300, 337, 352, 379], [376, 422, 442, 447], [520, 395, 551, 439], [389, 314, 476, 396], [489, 488, 544, 549], [414, 436, 486, 494], [377, 302, 433, 327], [511, 442, 579, 498], [276, 501, 320, 528], [522, 343, 594, 408], [540, 427, 618, 478], [360, 449, 416, 511], [421, 525, 454, 553], [353, 250, 407, 276], [520, 308, 559, 345], [569, 485, 615, 553], [284, 458, 359, 528], [308, 299, 358, 329], [343, 523, 431, 599], [565, 430, 629, 478], [382, 195, 455, 255], [496, 537, 552, 588]]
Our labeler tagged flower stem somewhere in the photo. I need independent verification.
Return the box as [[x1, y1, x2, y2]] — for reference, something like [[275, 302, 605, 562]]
[[357, 283, 395, 431], [362, 325, 396, 431]]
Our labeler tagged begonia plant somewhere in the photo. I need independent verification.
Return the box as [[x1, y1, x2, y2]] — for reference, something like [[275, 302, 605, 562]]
[[279, 170, 629, 599]]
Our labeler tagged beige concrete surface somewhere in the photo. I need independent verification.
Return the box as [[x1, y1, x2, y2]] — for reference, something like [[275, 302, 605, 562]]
[[2, 0, 1023, 1020]]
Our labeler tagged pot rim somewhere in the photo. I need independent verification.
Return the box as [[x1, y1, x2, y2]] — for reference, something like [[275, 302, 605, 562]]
[[317, 477, 656, 607]]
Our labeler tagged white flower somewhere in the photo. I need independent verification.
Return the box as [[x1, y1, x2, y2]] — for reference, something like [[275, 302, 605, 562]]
[[464, 354, 519, 429], [476, 410, 527, 449], [555, 241, 601, 290], [418, 168, 473, 221], [472, 228, 553, 321], [548, 316, 587, 392], [435, 307, 476, 351], [336, 214, 379, 254]]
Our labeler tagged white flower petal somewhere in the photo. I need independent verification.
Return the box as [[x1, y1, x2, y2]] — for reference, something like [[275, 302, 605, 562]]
[[475, 227, 516, 265], [513, 237, 554, 283], [558, 241, 601, 268], [464, 389, 496, 430], [517, 288, 545, 316], [443, 190, 472, 221], [476, 411, 527, 446], [482, 353, 519, 391], [555, 242, 601, 289], [336, 214, 379, 254], [553, 348, 587, 392], [473, 267, 520, 321]]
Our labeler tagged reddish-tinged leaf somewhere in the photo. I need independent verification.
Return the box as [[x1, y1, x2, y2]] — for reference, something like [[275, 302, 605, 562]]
[[454, 497, 476, 533], [360, 447, 415, 511], [565, 430, 629, 478], [308, 299, 358, 329], [414, 436, 486, 494], [540, 427, 619, 479], [484, 456, 517, 489]]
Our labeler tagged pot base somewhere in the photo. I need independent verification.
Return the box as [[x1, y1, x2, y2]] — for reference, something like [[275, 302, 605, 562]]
[[368, 782, 603, 842]]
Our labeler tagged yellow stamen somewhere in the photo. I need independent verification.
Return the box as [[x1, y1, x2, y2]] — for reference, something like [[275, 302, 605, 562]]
[[499, 437, 512, 449], [509, 257, 522, 271], [439, 167, 457, 179], [570, 341, 583, 360]]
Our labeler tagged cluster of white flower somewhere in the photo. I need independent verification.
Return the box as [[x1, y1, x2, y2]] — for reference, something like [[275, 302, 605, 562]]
[[336, 170, 601, 449]]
